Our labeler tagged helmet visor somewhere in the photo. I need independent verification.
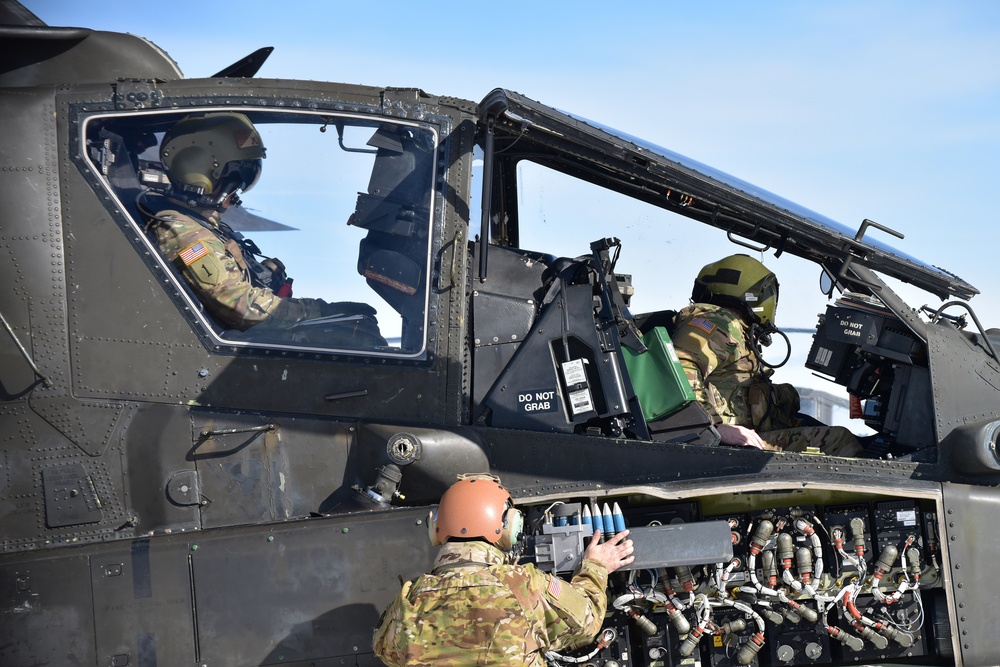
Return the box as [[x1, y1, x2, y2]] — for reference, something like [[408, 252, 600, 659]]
[[219, 158, 263, 194], [752, 274, 779, 327], [759, 275, 778, 308]]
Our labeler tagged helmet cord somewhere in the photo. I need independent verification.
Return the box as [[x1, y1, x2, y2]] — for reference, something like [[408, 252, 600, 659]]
[[750, 322, 791, 370]]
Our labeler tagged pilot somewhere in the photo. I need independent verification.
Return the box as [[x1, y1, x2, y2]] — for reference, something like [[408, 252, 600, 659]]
[[373, 474, 634, 666], [671, 254, 863, 456], [142, 112, 382, 337]]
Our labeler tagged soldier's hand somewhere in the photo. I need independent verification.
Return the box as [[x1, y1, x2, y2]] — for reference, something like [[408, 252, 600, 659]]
[[716, 424, 766, 449], [584, 529, 634, 574]]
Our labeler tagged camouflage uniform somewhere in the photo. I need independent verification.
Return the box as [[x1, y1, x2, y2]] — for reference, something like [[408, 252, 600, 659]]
[[672, 303, 861, 456], [373, 540, 609, 666], [149, 202, 332, 330]]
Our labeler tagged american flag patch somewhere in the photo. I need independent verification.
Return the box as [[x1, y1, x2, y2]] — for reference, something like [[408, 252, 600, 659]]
[[688, 317, 717, 335], [179, 242, 209, 266], [547, 576, 562, 598]]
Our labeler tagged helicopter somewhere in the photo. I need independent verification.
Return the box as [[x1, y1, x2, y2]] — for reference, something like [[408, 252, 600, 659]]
[[3, 3, 1000, 666]]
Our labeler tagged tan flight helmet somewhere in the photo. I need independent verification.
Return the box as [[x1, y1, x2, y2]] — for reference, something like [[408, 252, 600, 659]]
[[429, 474, 524, 549], [692, 254, 780, 328], [160, 112, 265, 206]]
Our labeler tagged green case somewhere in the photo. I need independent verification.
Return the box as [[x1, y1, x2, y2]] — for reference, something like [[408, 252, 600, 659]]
[[623, 326, 696, 421]]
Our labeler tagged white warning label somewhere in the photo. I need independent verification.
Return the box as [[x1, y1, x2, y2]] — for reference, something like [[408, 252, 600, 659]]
[[517, 389, 558, 413], [569, 388, 594, 415], [813, 346, 833, 367], [562, 359, 588, 386]]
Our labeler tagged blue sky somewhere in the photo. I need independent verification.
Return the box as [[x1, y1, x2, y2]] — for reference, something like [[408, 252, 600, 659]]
[[25, 1, 1000, 391]]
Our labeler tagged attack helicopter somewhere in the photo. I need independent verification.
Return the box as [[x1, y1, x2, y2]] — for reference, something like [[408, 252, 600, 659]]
[[3, 3, 1000, 666]]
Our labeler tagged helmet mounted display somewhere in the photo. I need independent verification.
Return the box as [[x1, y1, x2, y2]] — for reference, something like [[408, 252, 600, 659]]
[[160, 112, 265, 208]]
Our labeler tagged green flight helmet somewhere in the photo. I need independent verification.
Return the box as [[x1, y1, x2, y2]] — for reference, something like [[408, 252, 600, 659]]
[[160, 112, 265, 205], [692, 254, 780, 327]]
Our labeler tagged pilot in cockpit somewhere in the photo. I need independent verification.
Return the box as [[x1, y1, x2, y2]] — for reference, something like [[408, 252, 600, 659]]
[[138, 112, 384, 343], [671, 254, 863, 456]]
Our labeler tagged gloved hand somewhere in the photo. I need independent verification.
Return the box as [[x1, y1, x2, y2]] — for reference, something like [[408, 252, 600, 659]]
[[262, 258, 291, 295]]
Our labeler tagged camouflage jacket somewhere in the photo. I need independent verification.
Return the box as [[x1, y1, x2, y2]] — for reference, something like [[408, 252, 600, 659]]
[[672, 304, 862, 455], [672, 303, 772, 427], [149, 202, 326, 330], [373, 540, 609, 666]]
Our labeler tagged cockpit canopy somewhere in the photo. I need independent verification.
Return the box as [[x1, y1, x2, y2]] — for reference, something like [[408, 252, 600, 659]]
[[83, 110, 439, 357]]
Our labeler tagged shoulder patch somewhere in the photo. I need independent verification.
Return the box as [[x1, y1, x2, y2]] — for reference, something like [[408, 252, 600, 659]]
[[179, 241, 209, 266], [547, 576, 563, 598], [687, 317, 717, 335]]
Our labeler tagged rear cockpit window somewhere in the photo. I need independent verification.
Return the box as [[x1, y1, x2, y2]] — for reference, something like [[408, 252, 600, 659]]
[[83, 110, 437, 357]]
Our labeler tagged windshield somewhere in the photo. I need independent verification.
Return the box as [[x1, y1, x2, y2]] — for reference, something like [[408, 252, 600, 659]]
[[83, 110, 437, 357]]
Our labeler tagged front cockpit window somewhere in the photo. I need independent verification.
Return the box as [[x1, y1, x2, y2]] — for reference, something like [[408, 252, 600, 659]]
[[83, 111, 437, 357]]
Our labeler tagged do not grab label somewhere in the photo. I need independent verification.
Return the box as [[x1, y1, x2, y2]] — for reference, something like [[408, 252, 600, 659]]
[[517, 389, 559, 413]]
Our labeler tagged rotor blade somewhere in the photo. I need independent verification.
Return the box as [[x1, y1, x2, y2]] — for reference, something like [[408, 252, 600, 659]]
[[0, 0, 47, 27], [222, 206, 298, 232], [211, 46, 273, 78]]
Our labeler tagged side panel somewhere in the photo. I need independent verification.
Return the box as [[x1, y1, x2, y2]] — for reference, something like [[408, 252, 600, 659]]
[[0, 555, 96, 665], [190, 513, 429, 665], [941, 482, 1000, 666], [0, 90, 126, 547], [0, 508, 434, 666], [0, 86, 137, 557], [91, 539, 195, 665], [928, 323, 1000, 445], [0, 87, 62, 398]]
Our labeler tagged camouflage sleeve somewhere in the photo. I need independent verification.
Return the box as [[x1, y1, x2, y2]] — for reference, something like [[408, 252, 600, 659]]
[[538, 558, 609, 652], [154, 212, 325, 330], [676, 355, 721, 422], [671, 318, 733, 424], [372, 581, 410, 667]]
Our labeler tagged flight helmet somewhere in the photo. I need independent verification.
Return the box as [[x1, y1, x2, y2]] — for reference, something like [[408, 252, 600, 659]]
[[429, 474, 524, 549], [692, 254, 779, 328], [160, 113, 265, 206]]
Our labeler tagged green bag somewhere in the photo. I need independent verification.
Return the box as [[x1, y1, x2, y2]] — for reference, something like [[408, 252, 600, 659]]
[[623, 327, 696, 422]]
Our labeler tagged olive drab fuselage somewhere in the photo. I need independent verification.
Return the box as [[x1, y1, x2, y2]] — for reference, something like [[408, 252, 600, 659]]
[[3, 10, 1000, 667]]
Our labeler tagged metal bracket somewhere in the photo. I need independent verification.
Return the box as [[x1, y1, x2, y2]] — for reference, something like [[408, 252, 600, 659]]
[[723, 213, 770, 253], [726, 228, 770, 253], [837, 218, 905, 290]]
